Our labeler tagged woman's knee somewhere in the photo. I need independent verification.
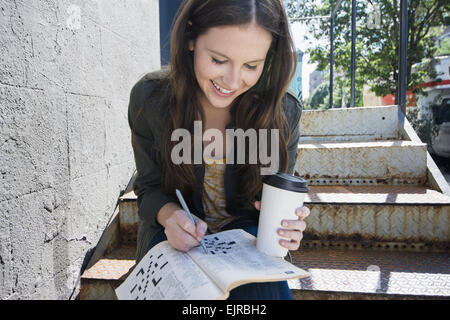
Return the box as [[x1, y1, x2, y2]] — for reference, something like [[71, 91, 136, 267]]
[[146, 228, 167, 253]]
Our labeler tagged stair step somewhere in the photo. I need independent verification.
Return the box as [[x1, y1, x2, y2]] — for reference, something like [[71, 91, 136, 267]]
[[80, 244, 135, 300], [306, 185, 450, 204], [79, 243, 449, 300], [299, 106, 400, 141], [296, 141, 427, 184], [119, 195, 139, 245], [117, 184, 450, 245], [304, 186, 450, 244], [288, 247, 450, 299], [120, 185, 450, 209]]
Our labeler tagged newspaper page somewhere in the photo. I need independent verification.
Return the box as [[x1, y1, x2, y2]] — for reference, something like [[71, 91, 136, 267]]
[[115, 240, 224, 300], [187, 229, 309, 292]]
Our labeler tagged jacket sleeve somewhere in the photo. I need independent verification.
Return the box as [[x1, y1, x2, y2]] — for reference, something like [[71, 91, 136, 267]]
[[284, 91, 303, 175], [128, 78, 174, 226]]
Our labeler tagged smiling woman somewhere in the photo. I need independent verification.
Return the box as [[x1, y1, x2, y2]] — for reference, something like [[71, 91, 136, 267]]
[[189, 23, 272, 110], [128, 0, 307, 300]]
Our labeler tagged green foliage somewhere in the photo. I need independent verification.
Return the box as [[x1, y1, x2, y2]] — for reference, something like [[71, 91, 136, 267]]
[[406, 106, 439, 151], [436, 37, 450, 56], [286, 0, 450, 103], [305, 82, 329, 109], [305, 74, 364, 109]]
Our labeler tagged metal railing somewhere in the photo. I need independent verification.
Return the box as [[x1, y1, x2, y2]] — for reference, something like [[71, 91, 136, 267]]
[[289, 0, 408, 115]]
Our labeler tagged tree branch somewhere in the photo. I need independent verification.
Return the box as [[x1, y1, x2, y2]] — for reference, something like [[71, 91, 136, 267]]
[[413, 2, 443, 48]]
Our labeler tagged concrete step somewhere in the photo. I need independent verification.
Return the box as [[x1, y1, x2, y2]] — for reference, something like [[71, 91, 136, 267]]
[[296, 140, 427, 185]]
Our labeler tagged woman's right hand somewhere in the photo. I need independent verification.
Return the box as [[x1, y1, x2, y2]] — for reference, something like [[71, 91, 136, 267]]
[[157, 203, 208, 252]]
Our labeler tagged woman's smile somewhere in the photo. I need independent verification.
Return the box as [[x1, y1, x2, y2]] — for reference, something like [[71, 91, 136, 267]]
[[210, 80, 235, 97]]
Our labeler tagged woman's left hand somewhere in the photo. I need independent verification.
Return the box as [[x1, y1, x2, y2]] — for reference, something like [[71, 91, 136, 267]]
[[254, 201, 310, 251]]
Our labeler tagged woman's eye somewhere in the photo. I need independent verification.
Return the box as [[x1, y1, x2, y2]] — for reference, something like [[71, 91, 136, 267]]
[[212, 57, 257, 71], [212, 57, 226, 65]]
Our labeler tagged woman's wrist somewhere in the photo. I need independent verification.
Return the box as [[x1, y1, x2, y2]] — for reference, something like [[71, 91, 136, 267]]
[[156, 202, 181, 227]]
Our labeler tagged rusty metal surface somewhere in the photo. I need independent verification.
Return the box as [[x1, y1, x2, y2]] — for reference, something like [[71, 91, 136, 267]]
[[300, 239, 449, 253], [81, 245, 135, 281], [299, 135, 398, 144], [304, 203, 449, 243], [306, 185, 450, 204], [80, 244, 136, 300], [289, 247, 450, 297], [296, 141, 427, 183], [116, 188, 450, 243], [81, 259, 135, 281], [79, 279, 119, 300], [120, 189, 137, 200], [291, 289, 439, 300], [300, 106, 399, 140], [119, 177, 139, 244], [303, 177, 425, 186], [119, 200, 139, 244]]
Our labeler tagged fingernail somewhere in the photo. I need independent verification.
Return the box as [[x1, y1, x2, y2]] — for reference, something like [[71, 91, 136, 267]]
[[282, 221, 288, 227], [279, 230, 284, 236]]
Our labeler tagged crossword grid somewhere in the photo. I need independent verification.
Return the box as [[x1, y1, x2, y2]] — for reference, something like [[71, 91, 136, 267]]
[[130, 252, 168, 299], [204, 236, 237, 255]]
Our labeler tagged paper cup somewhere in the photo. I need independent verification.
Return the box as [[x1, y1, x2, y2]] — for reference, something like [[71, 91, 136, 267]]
[[256, 173, 309, 257]]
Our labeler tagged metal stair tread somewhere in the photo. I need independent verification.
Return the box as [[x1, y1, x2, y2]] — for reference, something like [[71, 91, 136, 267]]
[[119, 185, 450, 205], [80, 242, 449, 299], [81, 244, 136, 281], [298, 140, 426, 148], [305, 185, 450, 205], [120, 189, 137, 201], [288, 247, 450, 298]]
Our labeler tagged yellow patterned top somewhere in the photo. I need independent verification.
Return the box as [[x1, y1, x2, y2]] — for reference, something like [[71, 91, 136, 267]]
[[202, 157, 235, 233]]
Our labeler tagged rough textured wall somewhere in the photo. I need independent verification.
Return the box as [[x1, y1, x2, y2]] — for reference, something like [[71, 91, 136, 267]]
[[0, 0, 160, 299]]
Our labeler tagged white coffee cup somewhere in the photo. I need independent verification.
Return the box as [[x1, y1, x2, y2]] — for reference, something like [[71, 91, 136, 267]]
[[256, 172, 309, 258]]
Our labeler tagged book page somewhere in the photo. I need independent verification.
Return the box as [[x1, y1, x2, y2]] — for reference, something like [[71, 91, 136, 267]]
[[115, 241, 225, 300], [188, 229, 309, 292]]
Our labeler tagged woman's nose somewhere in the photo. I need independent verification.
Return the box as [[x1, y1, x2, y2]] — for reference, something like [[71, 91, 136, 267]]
[[222, 67, 242, 90]]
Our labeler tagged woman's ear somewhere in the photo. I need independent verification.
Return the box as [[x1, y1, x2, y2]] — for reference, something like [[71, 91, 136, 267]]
[[188, 40, 195, 52]]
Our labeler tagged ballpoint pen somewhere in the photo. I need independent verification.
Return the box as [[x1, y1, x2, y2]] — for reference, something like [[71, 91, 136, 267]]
[[175, 189, 208, 254]]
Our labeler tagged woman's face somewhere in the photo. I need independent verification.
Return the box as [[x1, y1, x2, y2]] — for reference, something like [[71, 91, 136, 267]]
[[189, 23, 272, 111]]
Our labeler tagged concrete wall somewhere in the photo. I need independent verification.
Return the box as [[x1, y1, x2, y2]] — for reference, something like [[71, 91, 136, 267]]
[[0, 0, 160, 299]]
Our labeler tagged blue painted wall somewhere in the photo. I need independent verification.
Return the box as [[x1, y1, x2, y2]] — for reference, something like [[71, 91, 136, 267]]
[[289, 49, 303, 100], [159, 0, 183, 65]]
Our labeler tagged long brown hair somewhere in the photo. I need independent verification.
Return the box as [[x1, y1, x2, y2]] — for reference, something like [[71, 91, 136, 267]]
[[160, 0, 297, 207]]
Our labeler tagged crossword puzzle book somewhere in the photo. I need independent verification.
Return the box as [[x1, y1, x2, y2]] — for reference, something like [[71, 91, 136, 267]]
[[115, 229, 309, 300]]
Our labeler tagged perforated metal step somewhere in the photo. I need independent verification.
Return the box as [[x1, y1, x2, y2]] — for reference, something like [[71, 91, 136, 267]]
[[289, 247, 450, 299], [80, 244, 135, 300], [296, 141, 427, 185], [79, 242, 450, 300]]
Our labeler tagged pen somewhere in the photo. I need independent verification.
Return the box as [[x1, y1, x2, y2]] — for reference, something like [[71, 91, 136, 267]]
[[175, 189, 208, 254]]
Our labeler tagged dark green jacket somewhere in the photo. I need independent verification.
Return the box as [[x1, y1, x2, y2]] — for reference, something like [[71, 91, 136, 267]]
[[128, 69, 303, 262]]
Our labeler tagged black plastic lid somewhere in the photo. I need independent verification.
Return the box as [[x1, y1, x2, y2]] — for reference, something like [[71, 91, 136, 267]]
[[262, 172, 309, 193]]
